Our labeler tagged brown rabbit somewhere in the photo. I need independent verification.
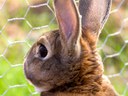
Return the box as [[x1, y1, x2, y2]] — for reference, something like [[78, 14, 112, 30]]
[[24, 0, 119, 96]]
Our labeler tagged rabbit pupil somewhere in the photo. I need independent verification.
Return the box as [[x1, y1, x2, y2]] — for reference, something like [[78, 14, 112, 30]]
[[39, 44, 48, 58]]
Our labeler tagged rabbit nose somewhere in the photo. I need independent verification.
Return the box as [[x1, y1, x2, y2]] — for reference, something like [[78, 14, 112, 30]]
[[26, 73, 34, 81]]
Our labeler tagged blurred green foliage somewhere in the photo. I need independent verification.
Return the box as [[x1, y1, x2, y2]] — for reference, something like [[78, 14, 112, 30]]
[[0, 0, 128, 96]]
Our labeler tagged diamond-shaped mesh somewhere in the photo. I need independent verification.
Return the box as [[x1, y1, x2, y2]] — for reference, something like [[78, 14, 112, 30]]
[[0, 0, 128, 96]]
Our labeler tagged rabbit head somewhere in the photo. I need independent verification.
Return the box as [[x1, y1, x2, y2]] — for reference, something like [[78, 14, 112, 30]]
[[24, 0, 111, 94]]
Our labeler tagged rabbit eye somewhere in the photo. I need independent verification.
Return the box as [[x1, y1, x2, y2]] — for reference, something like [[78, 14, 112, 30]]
[[39, 44, 48, 58]]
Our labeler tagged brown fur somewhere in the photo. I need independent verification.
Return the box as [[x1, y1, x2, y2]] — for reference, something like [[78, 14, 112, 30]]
[[24, 31, 118, 96], [40, 35, 118, 96], [24, 0, 119, 96]]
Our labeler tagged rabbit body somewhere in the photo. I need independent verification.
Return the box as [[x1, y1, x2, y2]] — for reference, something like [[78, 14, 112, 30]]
[[41, 32, 118, 96], [24, 0, 119, 96]]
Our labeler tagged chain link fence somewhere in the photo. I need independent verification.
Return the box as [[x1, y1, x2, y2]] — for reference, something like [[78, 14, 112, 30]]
[[0, 0, 128, 96]]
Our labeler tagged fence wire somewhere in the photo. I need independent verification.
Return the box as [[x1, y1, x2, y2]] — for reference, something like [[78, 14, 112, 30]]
[[0, 0, 128, 96]]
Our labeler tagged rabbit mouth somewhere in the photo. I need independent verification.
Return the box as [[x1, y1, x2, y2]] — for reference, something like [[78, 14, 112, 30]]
[[25, 76, 53, 93], [35, 85, 53, 92]]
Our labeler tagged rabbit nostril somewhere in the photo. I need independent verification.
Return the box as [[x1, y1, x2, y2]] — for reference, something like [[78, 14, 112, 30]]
[[26, 73, 33, 80], [39, 44, 48, 58]]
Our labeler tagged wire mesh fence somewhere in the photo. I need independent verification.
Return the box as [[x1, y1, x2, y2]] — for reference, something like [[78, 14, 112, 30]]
[[0, 0, 128, 96]]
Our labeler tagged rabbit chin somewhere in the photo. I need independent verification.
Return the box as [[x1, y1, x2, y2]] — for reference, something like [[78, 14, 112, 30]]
[[35, 86, 52, 92]]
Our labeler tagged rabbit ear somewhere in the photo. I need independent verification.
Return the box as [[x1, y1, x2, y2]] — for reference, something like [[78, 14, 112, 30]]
[[54, 0, 81, 48], [79, 0, 112, 44]]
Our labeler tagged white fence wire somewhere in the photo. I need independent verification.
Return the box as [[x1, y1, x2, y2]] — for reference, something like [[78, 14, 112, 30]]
[[0, 0, 128, 96]]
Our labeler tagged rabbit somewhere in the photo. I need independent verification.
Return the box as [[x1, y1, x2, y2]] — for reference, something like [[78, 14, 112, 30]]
[[24, 0, 119, 96]]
